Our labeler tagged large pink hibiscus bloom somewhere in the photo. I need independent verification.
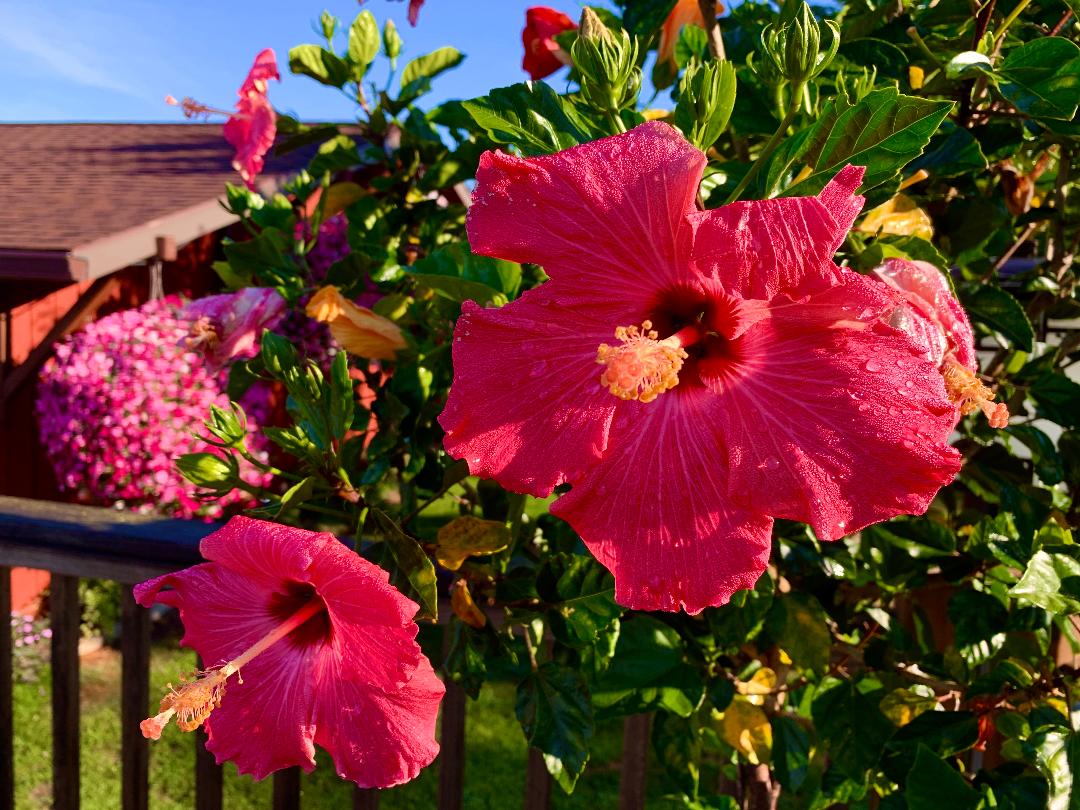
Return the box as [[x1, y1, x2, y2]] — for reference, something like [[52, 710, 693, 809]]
[[224, 49, 280, 190], [136, 517, 443, 788], [440, 121, 963, 614]]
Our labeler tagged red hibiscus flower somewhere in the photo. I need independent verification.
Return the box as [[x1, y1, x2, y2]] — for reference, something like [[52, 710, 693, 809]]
[[522, 7, 577, 81], [408, 0, 425, 25], [439, 122, 963, 614], [871, 258, 1008, 428], [136, 516, 444, 788], [224, 49, 280, 190], [182, 287, 287, 369]]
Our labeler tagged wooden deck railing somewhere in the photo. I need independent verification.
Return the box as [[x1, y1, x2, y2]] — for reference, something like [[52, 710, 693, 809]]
[[0, 495, 651, 810]]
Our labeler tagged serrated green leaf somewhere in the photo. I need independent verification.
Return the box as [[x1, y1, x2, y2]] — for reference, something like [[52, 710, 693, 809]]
[[904, 745, 982, 809], [537, 554, 622, 648], [289, 44, 351, 87], [999, 37, 1080, 121], [400, 46, 464, 100], [779, 88, 952, 196], [461, 82, 594, 155], [812, 681, 894, 778], [1010, 549, 1080, 615], [348, 11, 380, 75], [516, 662, 594, 793], [767, 592, 830, 674], [373, 509, 438, 621], [958, 283, 1034, 351]]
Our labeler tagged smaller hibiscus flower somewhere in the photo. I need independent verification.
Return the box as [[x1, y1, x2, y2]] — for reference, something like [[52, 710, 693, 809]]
[[182, 288, 287, 368], [136, 516, 444, 788], [522, 7, 577, 81], [870, 258, 1008, 428], [224, 49, 281, 190]]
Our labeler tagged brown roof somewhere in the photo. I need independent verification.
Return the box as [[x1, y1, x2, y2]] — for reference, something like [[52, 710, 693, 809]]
[[0, 123, 307, 281]]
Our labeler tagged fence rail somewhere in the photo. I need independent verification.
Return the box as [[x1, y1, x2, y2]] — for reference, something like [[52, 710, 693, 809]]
[[0, 495, 650, 810]]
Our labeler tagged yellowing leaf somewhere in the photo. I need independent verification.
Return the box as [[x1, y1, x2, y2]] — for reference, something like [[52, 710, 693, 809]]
[[856, 193, 934, 240], [436, 516, 511, 571], [720, 698, 772, 764], [879, 687, 939, 726], [737, 667, 777, 705], [450, 580, 487, 628]]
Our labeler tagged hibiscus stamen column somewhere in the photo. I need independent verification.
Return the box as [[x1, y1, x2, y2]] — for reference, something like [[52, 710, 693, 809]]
[[596, 321, 700, 402], [140, 595, 325, 739], [942, 360, 1010, 428]]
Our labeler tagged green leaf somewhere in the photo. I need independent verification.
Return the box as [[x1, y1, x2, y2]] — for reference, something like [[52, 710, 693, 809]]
[[999, 37, 1080, 121], [854, 234, 950, 273], [592, 615, 704, 719], [883, 710, 979, 782], [957, 283, 1034, 351], [704, 573, 775, 654], [288, 44, 351, 88], [276, 476, 317, 517], [412, 242, 522, 300], [462, 82, 593, 155], [780, 88, 952, 196], [327, 351, 354, 442], [909, 121, 989, 177], [771, 715, 811, 791], [372, 509, 438, 621], [674, 24, 709, 68], [408, 273, 505, 306], [400, 46, 464, 99], [347, 11, 380, 76], [537, 554, 622, 648], [622, 0, 677, 35], [1030, 374, 1080, 429], [904, 745, 982, 809], [767, 592, 831, 675], [1010, 549, 1080, 615], [651, 712, 701, 797], [435, 516, 511, 571], [1006, 424, 1064, 484], [811, 681, 894, 778], [516, 662, 594, 793], [863, 517, 957, 558]]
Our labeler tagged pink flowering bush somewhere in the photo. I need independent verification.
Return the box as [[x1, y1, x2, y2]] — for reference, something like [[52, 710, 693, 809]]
[[36, 297, 272, 519]]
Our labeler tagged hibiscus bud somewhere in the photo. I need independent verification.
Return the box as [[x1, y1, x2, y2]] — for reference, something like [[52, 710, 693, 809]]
[[674, 59, 737, 151], [204, 403, 249, 449], [176, 452, 241, 495], [383, 19, 402, 64], [572, 8, 641, 113], [760, 0, 839, 87]]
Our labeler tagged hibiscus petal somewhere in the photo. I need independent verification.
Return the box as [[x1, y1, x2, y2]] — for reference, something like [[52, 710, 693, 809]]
[[439, 286, 619, 497], [134, 564, 318, 778], [552, 389, 773, 614], [692, 166, 865, 300], [466, 121, 706, 313], [305, 537, 425, 691], [715, 276, 962, 540], [198, 516, 329, 590], [312, 653, 444, 788]]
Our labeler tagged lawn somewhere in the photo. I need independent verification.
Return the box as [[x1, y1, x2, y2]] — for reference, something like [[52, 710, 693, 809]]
[[12, 640, 670, 808]]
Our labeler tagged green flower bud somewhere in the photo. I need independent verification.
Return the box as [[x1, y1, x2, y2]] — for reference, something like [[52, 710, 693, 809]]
[[674, 59, 737, 151], [760, 0, 839, 87], [176, 452, 241, 495], [572, 8, 642, 113], [203, 402, 249, 449], [383, 19, 402, 64]]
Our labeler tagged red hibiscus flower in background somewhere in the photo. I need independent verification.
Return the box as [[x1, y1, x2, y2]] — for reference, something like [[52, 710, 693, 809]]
[[224, 49, 280, 190], [136, 517, 444, 787], [522, 7, 577, 81], [871, 258, 1008, 428], [658, 0, 723, 72], [440, 122, 966, 614], [182, 287, 287, 369]]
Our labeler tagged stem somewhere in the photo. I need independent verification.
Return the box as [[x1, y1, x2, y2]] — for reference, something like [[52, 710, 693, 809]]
[[698, 0, 727, 61], [1049, 10, 1073, 35], [724, 88, 802, 205], [606, 109, 628, 134], [993, 0, 1033, 46]]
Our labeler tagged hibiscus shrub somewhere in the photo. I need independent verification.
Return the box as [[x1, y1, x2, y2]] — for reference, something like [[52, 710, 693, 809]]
[[142, 0, 1080, 804]]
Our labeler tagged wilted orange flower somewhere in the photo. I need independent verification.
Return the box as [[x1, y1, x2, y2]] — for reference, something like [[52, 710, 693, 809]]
[[657, 0, 723, 70], [306, 286, 405, 360]]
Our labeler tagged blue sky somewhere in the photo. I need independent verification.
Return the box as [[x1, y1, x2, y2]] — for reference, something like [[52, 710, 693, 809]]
[[0, 0, 597, 122]]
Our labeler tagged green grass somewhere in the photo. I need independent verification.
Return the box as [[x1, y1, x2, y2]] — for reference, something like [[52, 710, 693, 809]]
[[12, 642, 669, 809]]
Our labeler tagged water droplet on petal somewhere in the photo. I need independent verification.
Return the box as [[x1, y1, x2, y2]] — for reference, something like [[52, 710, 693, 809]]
[[759, 457, 780, 471], [864, 359, 882, 372], [858, 402, 871, 412], [904, 380, 914, 389]]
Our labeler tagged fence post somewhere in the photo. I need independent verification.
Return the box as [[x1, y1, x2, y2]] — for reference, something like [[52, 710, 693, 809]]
[[0, 567, 13, 810], [523, 747, 551, 810], [51, 574, 80, 810], [619, 713, 651, 810], [120, 587, 150, 810], [272, 766, 301, 810], [354, 787, 380, 809]]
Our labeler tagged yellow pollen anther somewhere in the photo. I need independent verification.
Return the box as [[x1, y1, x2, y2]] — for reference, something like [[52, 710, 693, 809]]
[[943, 360, 1009, 428], [141, 596, 324, 739], [596, 320, 688, 403]]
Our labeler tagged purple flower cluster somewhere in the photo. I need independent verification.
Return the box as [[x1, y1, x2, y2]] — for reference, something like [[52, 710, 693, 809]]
[[36, 297, 272, 519], [10, 612, 50, 683]]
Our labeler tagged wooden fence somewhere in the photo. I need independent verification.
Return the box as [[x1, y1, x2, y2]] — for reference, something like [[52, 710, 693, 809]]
[[0, 495, 650, 810]]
